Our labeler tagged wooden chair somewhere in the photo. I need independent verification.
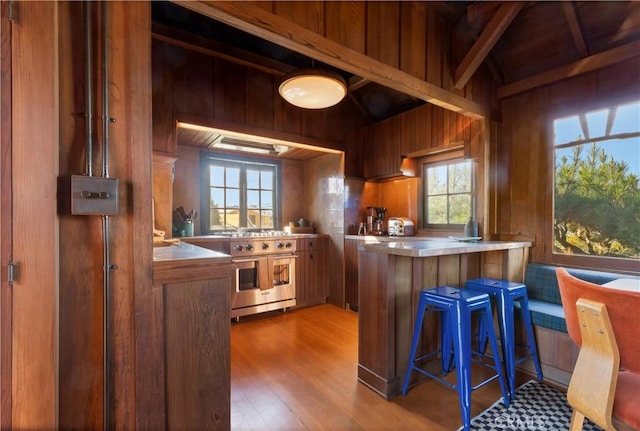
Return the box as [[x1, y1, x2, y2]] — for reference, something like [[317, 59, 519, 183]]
[[556, 268, 640, 431]]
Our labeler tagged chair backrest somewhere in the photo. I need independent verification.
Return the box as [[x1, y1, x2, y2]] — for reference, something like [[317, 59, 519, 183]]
[[556, 267, 640, 374]]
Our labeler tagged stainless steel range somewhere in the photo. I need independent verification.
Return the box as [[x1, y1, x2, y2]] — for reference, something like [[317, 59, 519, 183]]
[[230, 233, 297, 319]]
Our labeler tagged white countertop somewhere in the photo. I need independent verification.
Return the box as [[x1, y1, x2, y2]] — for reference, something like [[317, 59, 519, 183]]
[[602, 278, 640, 292], [153, 241, 231, 262], [360, 239, 533, 257]]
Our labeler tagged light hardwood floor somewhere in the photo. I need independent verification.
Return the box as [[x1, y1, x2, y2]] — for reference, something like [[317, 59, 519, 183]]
[[230, 304, 534, 430]]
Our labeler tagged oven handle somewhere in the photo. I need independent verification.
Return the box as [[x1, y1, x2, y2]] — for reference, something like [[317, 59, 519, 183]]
[[233, 259, 257, 270]]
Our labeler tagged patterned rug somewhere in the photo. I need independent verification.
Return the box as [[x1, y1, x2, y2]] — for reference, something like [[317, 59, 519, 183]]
[[458, 380, 603, 430]]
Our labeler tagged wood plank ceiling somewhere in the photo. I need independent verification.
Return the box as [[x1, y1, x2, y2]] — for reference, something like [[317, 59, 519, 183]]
[[153, 1, 640, 158]]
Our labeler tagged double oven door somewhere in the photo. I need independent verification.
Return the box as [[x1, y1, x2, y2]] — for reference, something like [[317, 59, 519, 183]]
[[232, 254, 296, 318]]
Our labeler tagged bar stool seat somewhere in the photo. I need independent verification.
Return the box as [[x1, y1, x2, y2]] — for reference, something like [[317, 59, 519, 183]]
[[402, 286, 510, 431], [465, 278, 543, 399]]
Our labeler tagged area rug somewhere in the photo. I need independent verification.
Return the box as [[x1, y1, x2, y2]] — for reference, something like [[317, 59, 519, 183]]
[[457, 380, 603, 430]]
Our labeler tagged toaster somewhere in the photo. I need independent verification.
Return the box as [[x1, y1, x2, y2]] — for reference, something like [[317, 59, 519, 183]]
[[387, 217, 415, 236]]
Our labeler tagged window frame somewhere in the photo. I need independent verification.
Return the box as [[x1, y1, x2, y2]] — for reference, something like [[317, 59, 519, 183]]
[[200, 151, 282, 233], [418, 149, 473, 232], [548, 98, 640, 273]]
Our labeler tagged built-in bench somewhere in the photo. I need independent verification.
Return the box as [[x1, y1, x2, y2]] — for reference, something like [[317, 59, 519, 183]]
[[523, 263, 639, 333]]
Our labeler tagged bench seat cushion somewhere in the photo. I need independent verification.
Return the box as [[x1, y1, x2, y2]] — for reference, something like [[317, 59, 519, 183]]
[[523, 264, 636, 333]]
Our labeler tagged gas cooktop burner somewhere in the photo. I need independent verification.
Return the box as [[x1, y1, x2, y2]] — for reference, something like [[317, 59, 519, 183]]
[[212, 230, 292, 238], [241, 230, 290, 237]]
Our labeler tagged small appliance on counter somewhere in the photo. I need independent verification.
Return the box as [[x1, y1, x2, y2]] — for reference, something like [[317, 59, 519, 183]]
[[387, 217, 415, 236], [366, 206, 387, 235]]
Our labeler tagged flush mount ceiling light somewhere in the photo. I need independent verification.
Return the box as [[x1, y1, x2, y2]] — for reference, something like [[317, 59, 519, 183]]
[[278, 69, 347, 109]]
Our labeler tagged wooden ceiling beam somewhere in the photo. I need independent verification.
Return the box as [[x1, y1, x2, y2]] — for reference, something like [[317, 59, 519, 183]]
[[465, 2, 501, 31], [497, 41, 640, 99], [348, 76, 371, 92], [152, 23, 295, 77], [453, 2, 524, 90], [562, 2, 589, 57], [173, 0, 487, 119]]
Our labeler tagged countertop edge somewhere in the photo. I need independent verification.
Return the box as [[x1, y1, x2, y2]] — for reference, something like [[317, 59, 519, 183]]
[[360, 240, 533, 257]]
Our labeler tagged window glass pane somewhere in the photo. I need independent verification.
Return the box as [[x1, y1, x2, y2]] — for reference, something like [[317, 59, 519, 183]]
[[210, 188, 224, 207], [449, 162, 471, 193], [226, 189, 239, 208], [209, 207, 223, 230], [247, 190, 259, 209], [226, 209, 240, 229], [261, 190, 272, 209], [554, 116, 582, 144], [427, 195, 447, 223], [210, 166, 224, 187], [427, 166, 447, 195], [611, 101, 640, 135], [247, 169, 260, 189], [261, 171, 274, 190], [247, 210, 258, 228], [553, 100, 640, 260], [449, 194, 471, 224], [261, 210, 273, 228], [226, 167, 240, 188], [585, 109, 608, 138]]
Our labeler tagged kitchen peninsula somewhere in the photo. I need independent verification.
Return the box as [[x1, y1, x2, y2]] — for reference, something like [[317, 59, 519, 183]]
[[357, 238, 532, 399], [152, 242, 234, 430]]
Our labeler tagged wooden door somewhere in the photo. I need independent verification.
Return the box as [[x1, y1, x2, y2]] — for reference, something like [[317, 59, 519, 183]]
[[1, 1, 59, 429], [0, 2, 11, 427]]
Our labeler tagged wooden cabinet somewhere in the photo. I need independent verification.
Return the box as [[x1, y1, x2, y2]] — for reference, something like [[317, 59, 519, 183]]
[[153, 251, 234, 431], [296, 236, 328, 307]]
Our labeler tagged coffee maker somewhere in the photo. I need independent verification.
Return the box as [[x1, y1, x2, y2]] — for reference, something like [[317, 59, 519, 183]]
[[366, 206, 387, 235]]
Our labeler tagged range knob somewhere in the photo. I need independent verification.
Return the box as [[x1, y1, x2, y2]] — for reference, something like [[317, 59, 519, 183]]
[[245, 244, 254, 251], [285, 242, 293, 248], [234, 244, 245, 252], [277, 242, 285, 249], [261, 242, 270, 250]]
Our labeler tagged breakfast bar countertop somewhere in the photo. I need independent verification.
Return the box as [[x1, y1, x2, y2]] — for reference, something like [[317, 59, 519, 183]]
[[360, 239, 533, 258]]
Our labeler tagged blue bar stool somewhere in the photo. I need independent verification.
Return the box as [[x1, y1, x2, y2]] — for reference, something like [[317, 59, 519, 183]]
[[402, 286, 510, 431], [465, 278, 543, 399]]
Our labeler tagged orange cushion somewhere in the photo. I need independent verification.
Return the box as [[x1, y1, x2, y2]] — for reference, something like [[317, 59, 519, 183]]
[[613, 371, 640, 430]]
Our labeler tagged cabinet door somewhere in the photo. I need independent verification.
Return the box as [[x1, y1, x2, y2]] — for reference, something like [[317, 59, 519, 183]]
[[295, 237, 328, 307], [307, 246, 327, 303], [164, 277, 231, 430]]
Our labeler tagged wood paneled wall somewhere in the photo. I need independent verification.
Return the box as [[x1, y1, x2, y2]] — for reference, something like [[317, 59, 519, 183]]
[[496, 58, 640, 267], [57, 2, 153, 429], [152, 40, 365, 168], [363, 104, 483, 177], [361, 103, 487, 234]]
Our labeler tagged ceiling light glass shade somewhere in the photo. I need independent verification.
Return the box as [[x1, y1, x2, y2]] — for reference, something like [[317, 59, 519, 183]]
[[278, 69, 347, 109]]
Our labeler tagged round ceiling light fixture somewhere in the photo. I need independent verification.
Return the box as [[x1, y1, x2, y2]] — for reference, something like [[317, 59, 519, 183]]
[[278, 69, 347, 109]]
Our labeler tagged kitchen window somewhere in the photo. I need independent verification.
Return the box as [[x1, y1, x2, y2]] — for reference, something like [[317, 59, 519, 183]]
[[201, 154, 281, 232], [423, 159, 473, 228], [552, 100, 640, 263]]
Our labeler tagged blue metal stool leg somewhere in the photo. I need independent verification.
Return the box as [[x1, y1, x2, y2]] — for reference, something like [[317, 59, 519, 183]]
[[402, 294, 428, 395], [497, 293, 517, 399], [440, 309, 455, 374], [483, 301, 510, 407], [519, 295, 543, 381], [451, 302, 473, 431]]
